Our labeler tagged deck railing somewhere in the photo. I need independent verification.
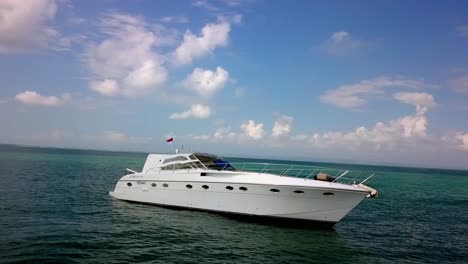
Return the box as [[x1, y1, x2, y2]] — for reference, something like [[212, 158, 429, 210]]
[[138, 162, 377, 186], [226, 162, 376, 185]]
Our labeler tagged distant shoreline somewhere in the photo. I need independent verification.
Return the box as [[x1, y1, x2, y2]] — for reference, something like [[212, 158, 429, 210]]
[[2, 143, 467, 172]]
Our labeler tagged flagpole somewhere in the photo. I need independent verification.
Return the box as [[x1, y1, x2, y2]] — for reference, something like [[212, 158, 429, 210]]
[[166, 137, 174, 153]]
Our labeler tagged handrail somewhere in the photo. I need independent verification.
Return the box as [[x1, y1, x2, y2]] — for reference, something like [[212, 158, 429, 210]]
[[141, 161, 376, 186], [332, 170, 349, 182]]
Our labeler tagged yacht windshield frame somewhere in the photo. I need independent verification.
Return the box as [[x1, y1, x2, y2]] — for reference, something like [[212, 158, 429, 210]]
[[193, 153, 236, 171]]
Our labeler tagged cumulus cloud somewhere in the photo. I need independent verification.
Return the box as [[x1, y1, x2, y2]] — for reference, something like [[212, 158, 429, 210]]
[[272, 114, 294, 137], [172, 18, 231, 65], [320, 76, 427, 109], [170, 104, 212, 119], [292, 96, 435, 151], [321, 31, 362, 55], [0, 0, 59, 53], [393, 92, 436, 115], [15, 91, 69, 106], [85, 12, 170, 97], [183, 67, 229, 97], [241, 120, 264, 140], [295, 112, 429, 151]]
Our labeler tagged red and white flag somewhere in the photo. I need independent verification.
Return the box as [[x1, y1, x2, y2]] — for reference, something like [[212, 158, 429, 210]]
[[166, 137, 173, 143]]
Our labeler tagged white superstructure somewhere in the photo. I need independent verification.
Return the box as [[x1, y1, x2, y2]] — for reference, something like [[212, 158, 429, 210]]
[[109, 152, 378, 227]]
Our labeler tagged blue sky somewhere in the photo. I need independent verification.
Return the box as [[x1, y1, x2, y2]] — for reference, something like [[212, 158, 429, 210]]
[[1, 0, 468, 169]]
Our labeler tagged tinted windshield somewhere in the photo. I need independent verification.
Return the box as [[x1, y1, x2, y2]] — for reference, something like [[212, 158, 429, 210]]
[[194, 154, 235, 171]]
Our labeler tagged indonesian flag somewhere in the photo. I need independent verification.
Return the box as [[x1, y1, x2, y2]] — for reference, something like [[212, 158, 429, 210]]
[[166, 137, 173, 143]]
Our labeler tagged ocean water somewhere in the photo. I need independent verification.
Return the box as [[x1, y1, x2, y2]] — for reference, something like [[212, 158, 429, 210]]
[[0, 145, 467, 264]]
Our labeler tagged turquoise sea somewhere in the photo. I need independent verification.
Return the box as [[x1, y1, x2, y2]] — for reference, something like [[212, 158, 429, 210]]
[[0, 145, 467, 263]]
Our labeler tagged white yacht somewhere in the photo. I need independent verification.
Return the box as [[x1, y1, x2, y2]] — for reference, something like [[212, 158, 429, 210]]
[[109, 152, 378, 228]]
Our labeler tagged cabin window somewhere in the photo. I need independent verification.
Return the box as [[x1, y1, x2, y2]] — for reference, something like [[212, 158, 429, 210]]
[[323, 192, 334, 196], [186, 184, 193, 189], [270, 188, 280, 193], [173, 163, 193, 170], [161, 163, 193, 171], [163, 183, 169, 187], [127, 182, 132, 187], [193, 161, 204, 168], [202, 185, 209, 190], [160, 165, 172, 171], [163, 156, 188, 164], [239, 186, 247, 191], [226, 186, 234, 190], [294, 190, 304, 194], [151, 183, 157, 187], [194, 154, 236, 171]]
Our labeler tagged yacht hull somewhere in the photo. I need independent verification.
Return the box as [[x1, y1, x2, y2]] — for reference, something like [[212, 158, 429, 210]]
[[109, 180, 367, 226]]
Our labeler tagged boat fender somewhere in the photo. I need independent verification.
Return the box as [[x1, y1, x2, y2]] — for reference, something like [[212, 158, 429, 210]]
[[357, 183, 379, 198]]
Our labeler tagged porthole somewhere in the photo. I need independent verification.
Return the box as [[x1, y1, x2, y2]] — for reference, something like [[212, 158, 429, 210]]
[[151, 183, 157, 187], [270, 188, 280, 193], [239, 186, 247, 191], [202, 185, 209, 190], [127, 182, 132, 187], [163, 183, 169, 187], [186, 184, 193, 189], [294, 190, 304, 194], [323, 192, 334, 196], [226, 186, 234, 190]]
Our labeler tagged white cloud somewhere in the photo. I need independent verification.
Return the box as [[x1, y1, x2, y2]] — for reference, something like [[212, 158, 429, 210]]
[[449, 75, 468, 94], [321, 31, 362, 56], [241, 120, 264, 140], [15, 91, 69, 106], [272, 114, 294, 137], [296, 116, 427, 150], [456, 25, 468, 37], [299, 104, 431, 150], [320, 76, 427, 109], [456, 133, 468, 151], [172, 19, 231, 65], [0, 0, 58, 53], [122, 59, 167, 95], [160, 16, 189, 24], [183, 100, 454, 154], [393, 92, 436, 115], [90, 79, 119, 96], [213, 126, 236, 140], [85, 12, 169, 97], [183, 67, 229, 97], [192, 0, 219, 11], [170, 104, 212, 120], [331, 31, 349, 43]]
